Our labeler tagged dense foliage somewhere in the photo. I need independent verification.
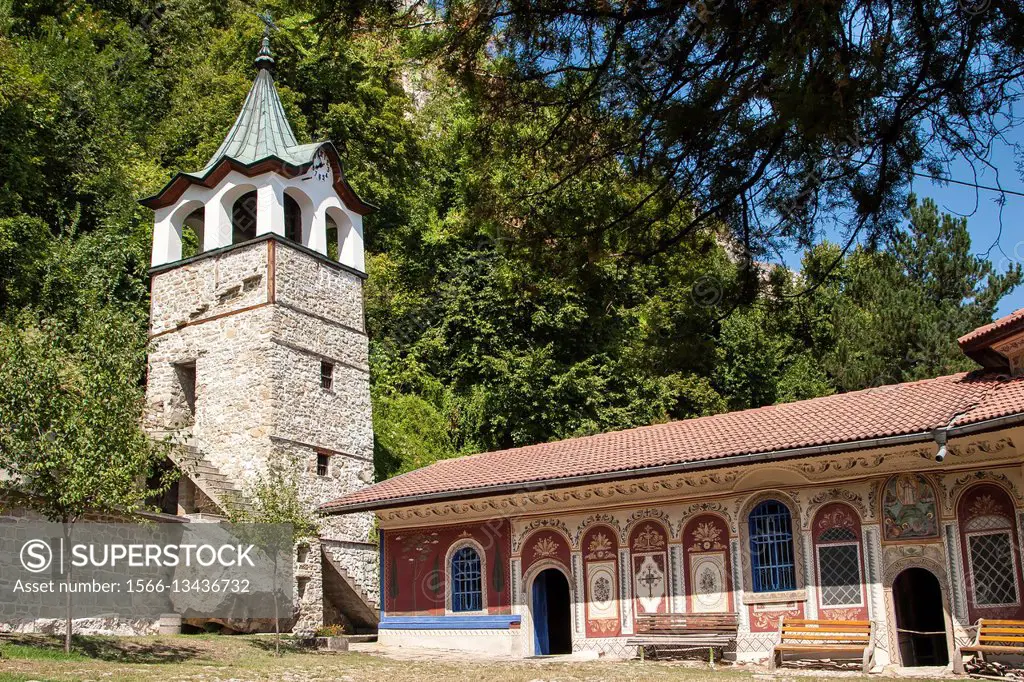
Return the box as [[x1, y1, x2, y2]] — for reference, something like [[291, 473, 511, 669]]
[[0, 0, 1020, 485]]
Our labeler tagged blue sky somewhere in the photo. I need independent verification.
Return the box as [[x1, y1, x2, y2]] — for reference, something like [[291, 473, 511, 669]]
[[779, 127, 1024, 318], [918, 132, 1024, 318]]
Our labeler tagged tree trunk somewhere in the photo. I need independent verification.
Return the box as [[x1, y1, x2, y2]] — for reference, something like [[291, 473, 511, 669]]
[[62, 520, 73, 654], [274, 559, 280, 657]]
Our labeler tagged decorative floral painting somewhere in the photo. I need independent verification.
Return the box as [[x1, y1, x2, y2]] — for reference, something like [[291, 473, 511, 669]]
[[750, 602, 803, 632], [585, 531, 615, 560], [690, 553, 728, 613], [632, 523, 667, 553], [882, 473, 939, 541], [682, 514, 733, 613], [582, 526, 620, 636], [584, 561, 620, 636], [521, 529, 571, 574]]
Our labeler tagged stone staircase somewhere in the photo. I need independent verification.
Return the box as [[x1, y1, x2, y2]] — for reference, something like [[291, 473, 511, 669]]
[[321, 545, 379, 633], [172, 444, 250, 516]]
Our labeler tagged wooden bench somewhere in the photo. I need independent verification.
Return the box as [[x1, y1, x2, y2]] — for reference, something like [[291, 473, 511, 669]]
[[626, 612, 739, 661], [953, 619, 1024, 674], [771, 617, 875, 673]]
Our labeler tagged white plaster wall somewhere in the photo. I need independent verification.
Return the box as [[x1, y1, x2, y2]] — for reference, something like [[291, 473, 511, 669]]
[[379, 628, 522, 656], [151, 166, 365, 271]]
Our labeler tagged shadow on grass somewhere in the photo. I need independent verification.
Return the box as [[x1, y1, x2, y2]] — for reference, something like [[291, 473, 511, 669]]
[[1, 634, 204, 663], [246, 636, 309, 656]]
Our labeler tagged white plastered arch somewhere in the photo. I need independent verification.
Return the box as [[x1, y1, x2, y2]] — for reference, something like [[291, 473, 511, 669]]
[[283, 185, 315, 246], [152, 198, 205, 264], [323, 202, 364, 271], [521, 559, 576, 657]]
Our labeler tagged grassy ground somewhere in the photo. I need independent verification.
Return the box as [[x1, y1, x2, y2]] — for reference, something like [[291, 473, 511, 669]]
[[0, 634, 945, 682]]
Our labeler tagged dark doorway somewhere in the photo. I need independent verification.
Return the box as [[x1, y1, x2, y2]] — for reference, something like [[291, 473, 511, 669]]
[[531, 568, 572, 655], [144, 458, 179, 515], [893, 567, 948, 666]]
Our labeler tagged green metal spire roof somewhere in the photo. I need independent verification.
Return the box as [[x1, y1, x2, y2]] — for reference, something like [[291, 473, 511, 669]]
[[187, 27, 317, 178], [139, 13, 375, 215], [188, 69, 319, 177]]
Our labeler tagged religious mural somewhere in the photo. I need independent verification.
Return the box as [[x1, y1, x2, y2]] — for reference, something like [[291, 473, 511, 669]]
[[582, 526, 620, 636], [379, 458, 1024, 660], [882, 473, 939, 541], [682, 514, 732, 613], [630, 522, 669, 617]]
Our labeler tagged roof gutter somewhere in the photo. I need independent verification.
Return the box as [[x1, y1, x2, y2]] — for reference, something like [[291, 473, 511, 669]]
[[320, 410, 1024, 516]]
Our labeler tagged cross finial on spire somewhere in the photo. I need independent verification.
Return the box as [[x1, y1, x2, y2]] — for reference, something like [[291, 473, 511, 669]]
[[255, 10, 276, 69]]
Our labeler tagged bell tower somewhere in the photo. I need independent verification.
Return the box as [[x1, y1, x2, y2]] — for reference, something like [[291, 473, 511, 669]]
[[141, 18, 380, 632]]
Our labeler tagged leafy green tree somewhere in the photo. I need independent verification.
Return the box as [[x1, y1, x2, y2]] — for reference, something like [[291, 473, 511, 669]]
[[341, 0, 1024, 282], [0, 311, 174, 652], [1, 0, 1021, 496], [373, 393, 456, 480], [782, 197, 1022, 392]]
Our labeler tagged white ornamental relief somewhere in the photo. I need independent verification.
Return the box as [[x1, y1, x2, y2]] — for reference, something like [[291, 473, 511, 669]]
[[586, 561, 617, 621], [634, 554, 665, 614]]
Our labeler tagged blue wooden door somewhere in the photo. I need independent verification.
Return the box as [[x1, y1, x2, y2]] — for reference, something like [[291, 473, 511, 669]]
[[532, 575, 550, 655]]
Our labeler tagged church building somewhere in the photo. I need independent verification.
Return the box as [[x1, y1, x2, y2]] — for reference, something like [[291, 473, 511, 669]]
[[322, 310, 1024, 667], [137, 19, 1024, 669]]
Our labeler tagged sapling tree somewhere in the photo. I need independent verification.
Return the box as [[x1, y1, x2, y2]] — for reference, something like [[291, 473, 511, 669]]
[[228, 451, 318, 656], [0, 311, 175, 653]]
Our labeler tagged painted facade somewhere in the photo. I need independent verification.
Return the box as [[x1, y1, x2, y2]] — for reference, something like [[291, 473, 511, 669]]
[[373, 431, 1024, 664]]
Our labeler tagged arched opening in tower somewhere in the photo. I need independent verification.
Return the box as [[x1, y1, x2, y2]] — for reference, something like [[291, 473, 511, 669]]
[[326, 213, 339, 261], [284, 193, 302, 243], [181, 206, 204, 258], [231, 190, 258, 244]]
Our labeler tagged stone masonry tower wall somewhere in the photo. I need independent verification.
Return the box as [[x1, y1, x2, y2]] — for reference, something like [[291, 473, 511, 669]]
[[145, 235, 378, 608]]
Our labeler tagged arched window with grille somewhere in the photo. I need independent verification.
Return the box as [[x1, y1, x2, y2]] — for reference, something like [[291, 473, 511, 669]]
[[812, 503, 867, 617], [749, 500, 797, 593], [958, 484, 1023, 620], [450, 546, 483, 612]]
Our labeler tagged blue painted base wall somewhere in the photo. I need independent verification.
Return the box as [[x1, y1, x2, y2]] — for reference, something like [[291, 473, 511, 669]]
[[379, 615, 521, 630]]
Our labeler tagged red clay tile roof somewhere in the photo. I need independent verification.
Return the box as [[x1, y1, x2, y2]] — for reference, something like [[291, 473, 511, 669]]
[[959, 308, 1024, 348], [321, 371, 1024, 514]]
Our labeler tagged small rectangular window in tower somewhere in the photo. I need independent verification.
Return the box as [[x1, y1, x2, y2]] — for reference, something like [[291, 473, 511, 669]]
[[316, 453, 330, 477], [173, 361, 197, 417], [297, 576, 309, 600], [320, 361, 334, 390]]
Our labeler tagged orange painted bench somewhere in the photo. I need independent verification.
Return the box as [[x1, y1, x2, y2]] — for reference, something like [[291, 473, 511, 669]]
[[771, 617, 875, 673], [953, 619, 1024, 674]]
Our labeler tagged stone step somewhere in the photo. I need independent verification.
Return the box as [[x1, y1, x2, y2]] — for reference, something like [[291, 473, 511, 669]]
[[321, 547, 379, 630], [195, 473, 230, 485], [167, 446, 250, 516]]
